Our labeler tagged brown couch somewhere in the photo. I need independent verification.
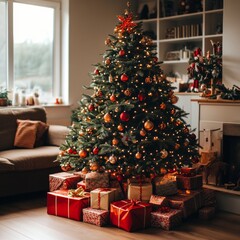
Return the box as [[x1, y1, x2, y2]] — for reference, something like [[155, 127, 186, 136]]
[[0, 107, 69, 197]]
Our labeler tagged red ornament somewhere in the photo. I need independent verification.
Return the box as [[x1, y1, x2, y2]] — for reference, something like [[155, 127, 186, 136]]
[[88, 104, 95, 111], [94, 69, 100, 75], [119, 49, 125, 56], [138, 92, 146, 101], [120, 73, 129, 82], [120, 111, 130, 122], [153, 57, 158, 62], [93, 147, 99, 155], [61, 164, 72, 172], [116, 174, 123, 182]]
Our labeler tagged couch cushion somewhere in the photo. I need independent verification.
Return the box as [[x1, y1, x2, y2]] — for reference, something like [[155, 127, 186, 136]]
[[0, 146, 60, 171], [0, 157, 15, 172], [14, 120, 38, 149]]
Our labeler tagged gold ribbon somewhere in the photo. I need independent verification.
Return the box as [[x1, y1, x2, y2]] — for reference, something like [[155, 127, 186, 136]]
[[68, 186, 88, 197]]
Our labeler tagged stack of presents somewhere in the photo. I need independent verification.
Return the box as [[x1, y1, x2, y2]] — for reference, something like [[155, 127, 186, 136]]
[[47, 168, 217, 232]]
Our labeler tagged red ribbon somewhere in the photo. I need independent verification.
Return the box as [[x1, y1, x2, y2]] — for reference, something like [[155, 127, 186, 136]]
[[97, 188, 111, 209]]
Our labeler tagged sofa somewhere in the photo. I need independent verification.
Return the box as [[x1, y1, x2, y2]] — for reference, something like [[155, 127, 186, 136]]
[[0, 107, 69, 197]]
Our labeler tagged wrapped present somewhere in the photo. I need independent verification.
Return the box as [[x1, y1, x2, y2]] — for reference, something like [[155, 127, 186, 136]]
[[91, 188, 118, 211], [149, 195, 169, 211], [127, 182, 152, 202], [73, 171, 87, 179], [180, 167, 196, 177], [202, 188, 216, 207], [151, 208, 182, 230], [83, 207, 109, 227], [153, 177, 178, 196], [77, 180, 90, 192], [176, 175, 203, 190], [49, 172, 82, 192], [167, 190, 203, 218], [47, 189, 90, 221], [110, 200, 152, 232], [198, 206, 215, 220], [85, 172, 109, 191]]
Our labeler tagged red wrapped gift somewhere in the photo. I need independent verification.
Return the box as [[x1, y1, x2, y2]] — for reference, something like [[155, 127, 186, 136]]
[[73, 171, 87, 179], [110, 200, 152, 232], [149, 195, 169, 211], [83, 207, 109, 227], [47, 189, 90, 221], [151, 208, 182, 230], [77, 180, 90, 192], [198, 206, 215, 220], [176, 175, 203, 190], [167, 190, 203, 218], [49, 172, 82, 192], [85, 172, 109, 191], [91, 188, 118, 210]]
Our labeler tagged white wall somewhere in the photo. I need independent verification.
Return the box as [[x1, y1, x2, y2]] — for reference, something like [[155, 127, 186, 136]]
[[223, 0, 240, 88]]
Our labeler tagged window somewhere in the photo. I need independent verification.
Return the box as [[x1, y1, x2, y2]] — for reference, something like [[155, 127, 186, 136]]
[[2, 0, 60, 104]]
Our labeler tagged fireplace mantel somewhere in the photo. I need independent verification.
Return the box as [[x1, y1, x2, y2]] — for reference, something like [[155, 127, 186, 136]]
[[192, 98, 240, 214]]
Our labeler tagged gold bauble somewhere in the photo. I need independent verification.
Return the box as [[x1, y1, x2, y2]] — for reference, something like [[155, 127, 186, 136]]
[[159, 123, 166, 130], [117, 124, 124, 131], [90, 162, 99, 171], [160, 103, 166, 110], [144, 120, 154, 131], [124, 88, 131, 96], [170, 109, 175, 115], [135, 152, 142, 159], [171, 95, 179, 104], [160, 168, 167, 174], [81, 167, 89, 174], [112, 138, 119, 145], [109, 74, 113, 83], [104, 113, 112, 123], [79, 149, 87, 158], [160, 149, 168, 159], [109, 155, 117, 164], [105, 58, 111, 65], [140, 128, 147, 136], [175, 143, 180, 150], [58, 150, 65, 157], [153, 136, 159, 141], [145, 76, 152, 83]]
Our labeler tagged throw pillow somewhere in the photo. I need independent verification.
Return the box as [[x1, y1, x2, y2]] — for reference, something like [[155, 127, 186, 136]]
[[14, 120, 49, 148], [14, 120, 38, 149]]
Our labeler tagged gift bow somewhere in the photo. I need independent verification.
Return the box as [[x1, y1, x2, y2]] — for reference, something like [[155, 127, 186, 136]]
[[68, 186, 88, 197]]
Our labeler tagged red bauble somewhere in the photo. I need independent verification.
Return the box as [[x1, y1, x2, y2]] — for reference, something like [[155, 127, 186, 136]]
[[61, 164, 72, 172], [93, 147, 99, 155], [94, 69, 100, 75], [120, 111, 130, 122], [119, 49, 125, 56], [120, 73, 129, 82], [153, 57, 158, 62], [138, 92, 146, 101], [116, 174, 123, 182], [88, 104, 95, 111]]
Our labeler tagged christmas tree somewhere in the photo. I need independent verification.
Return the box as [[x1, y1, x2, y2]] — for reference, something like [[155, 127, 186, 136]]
[[57, 3, 199, 179]]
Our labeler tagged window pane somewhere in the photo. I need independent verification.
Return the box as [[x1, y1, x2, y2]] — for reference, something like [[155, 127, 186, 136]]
[[0, 0, 7, 89], [13, 2, 54, 103]]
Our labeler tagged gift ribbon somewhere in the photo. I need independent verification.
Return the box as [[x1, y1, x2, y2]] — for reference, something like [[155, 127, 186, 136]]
[[115, 200, 147, 229], [97, 188, 111, 209], [68, 186, 88, 197]]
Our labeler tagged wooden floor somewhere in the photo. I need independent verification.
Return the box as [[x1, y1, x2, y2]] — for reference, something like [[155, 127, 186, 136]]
[[0, 192, 240, 240]]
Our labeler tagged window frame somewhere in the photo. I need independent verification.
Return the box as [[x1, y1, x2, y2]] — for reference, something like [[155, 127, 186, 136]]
[[7, 0, 61, 100]]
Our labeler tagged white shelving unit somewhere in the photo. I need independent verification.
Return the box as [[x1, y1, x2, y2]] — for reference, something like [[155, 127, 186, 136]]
[[132, 0, 224, 82]]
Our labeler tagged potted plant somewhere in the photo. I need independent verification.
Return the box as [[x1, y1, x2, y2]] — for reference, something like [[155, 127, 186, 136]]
[[0, 88, 10, 106]]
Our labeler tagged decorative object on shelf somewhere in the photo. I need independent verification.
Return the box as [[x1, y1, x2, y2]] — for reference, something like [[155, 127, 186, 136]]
[[187, 40, 222, 94], [214, 84, 240, 100], [140, 4, 149, 19], [0, 88, 10, 106]]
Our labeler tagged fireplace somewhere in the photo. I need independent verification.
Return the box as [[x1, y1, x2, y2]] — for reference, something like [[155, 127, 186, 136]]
[[223, 123, 240, 187]]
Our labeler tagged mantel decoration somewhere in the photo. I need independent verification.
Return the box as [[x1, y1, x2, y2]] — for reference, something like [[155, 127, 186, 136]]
[[187, 40, 222, 95]]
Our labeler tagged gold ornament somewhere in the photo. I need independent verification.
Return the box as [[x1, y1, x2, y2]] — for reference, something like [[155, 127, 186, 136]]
[[79, 130, 84, 136], [183, 127, 189, 133], [109, 155, 117, 164], [144, 120, 154, 131], [109, 74, 113, 83], [79, 149, 87, 158], [175, 143, 180, 150], [110, 94, 116, 102], [160, 149, 168, 159], [112, 138, 119, 145], [105, 58, 111, 65], [171, 95, 179, 104], [153, 136, 159, 141], [159, 123, 166, 130], [105, 37, 111, 45], [59, 150, 65, 157], [170, 109, 175, 115], [90, 162, 99, 171], [135, 152, 142, 159], [145, 76, 152, 83], [175, 120, 182, 126], [104, 113, 112, 123], [117, 124, 124, 131], [140, 128, 147, 136], [81, 167, 89, 174], [160, 103, 166, 110], [124, 88, 131, 96], [160, 168, 167, 174]]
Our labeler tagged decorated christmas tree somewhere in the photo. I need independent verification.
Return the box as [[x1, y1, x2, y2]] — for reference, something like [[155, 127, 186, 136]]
[[57, 3, 199, 180]]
